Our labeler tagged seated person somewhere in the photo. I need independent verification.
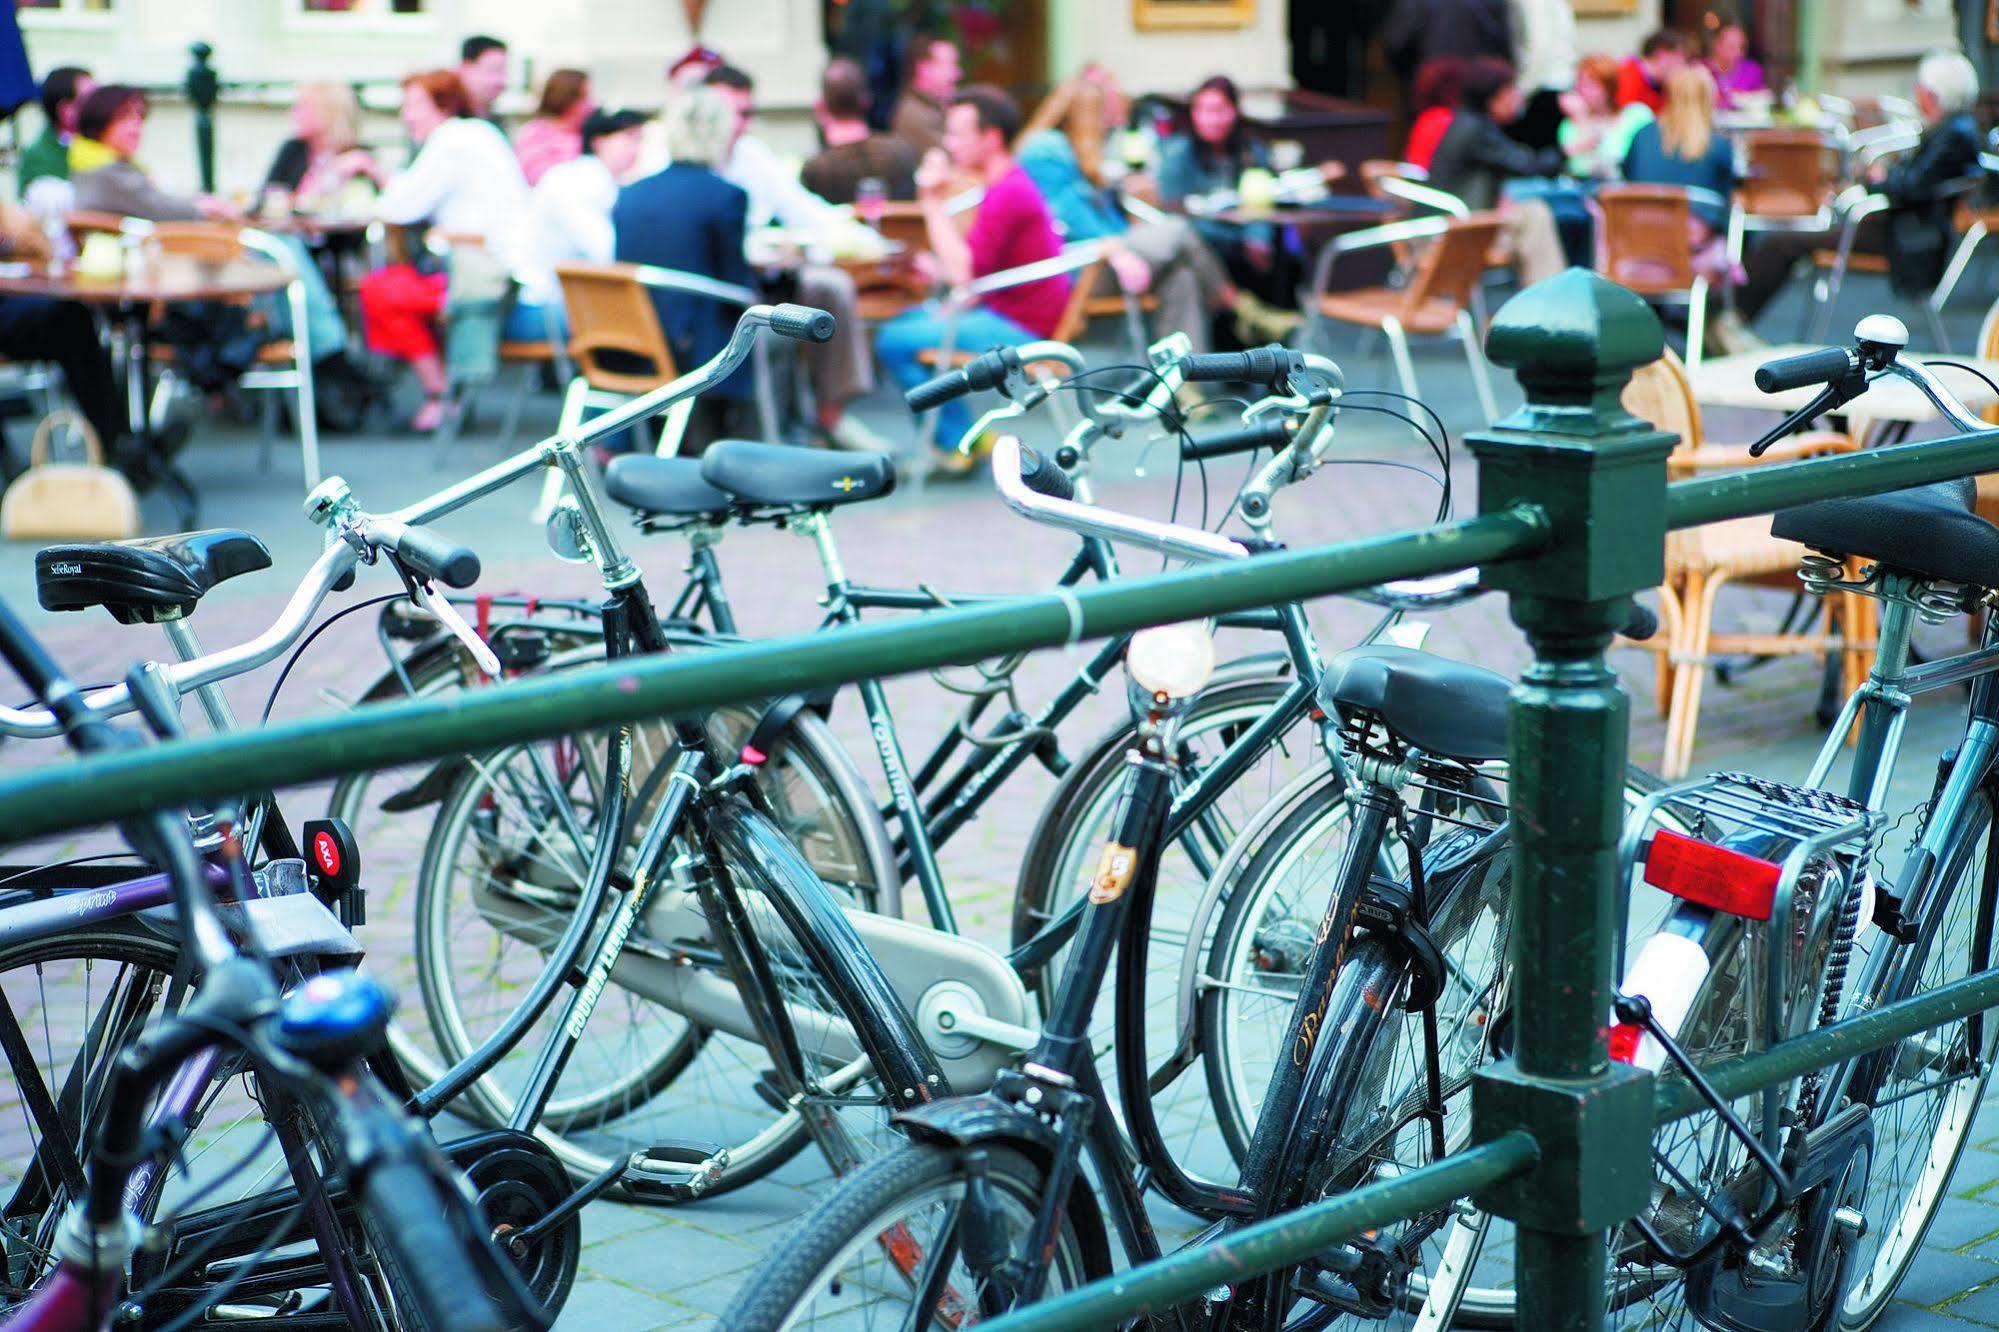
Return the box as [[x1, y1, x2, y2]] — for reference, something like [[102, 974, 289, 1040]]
[[876, 85, 1071, 471], [891, 35, 961, 160], [705, 64, 886, 451], [612, 87, 756, 449], [802, 57, 917, 205], [1427, 58, 1567, 284], [0, 194, 123, 459], [1622, 67, 1736, 254], [1156, 76, 1295, 310], [514, 68, 593, 187], [1558, 53, 1652, 180], [1404, 57, 1463, 173], [262, 81, 376, 210], [70, 86, 350, 377], [351, 70, 534, 433], [1707, 22, 1767, 110], [1616, 30, 1691, 113], [1733, 50, 1984, 332], [1017, 66, 1287, 351], [20, 66, 92, 192], [519, 108, 648, 319]]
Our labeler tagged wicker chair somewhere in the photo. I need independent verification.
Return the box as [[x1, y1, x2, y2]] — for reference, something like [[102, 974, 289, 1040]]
[[1623, 349, 1863, 778]]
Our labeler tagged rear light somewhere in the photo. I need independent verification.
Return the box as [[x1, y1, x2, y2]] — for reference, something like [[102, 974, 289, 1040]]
[[1607, 1022, 1644, 1064], [1612, 929, 1712, 1071], [1643, 829, 1778, 921]]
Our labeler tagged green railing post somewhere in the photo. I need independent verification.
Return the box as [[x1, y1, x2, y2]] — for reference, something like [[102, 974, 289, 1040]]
[[1466, 271, 1675, 1331], [184, 42, 217, 195]]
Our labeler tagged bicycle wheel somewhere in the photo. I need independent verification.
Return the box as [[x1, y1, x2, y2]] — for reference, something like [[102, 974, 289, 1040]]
[[1834, 790, 1998, 1330], [0, 921, 275, 1313], [1250, 923, 1510, 1331], [413, 705, 897, 1192], [1202, 765, 1684, 1166], [1010, 675, 1320, 1178], [717, 1142, 1108, 1332]]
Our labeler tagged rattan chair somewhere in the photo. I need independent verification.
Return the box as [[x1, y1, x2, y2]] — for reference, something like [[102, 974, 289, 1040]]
[[1623, 349, 1863, 778]]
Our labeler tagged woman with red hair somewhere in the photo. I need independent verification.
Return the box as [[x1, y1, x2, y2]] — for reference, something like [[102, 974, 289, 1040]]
[[351, 70, 530, 432], [1404, 57, 1463, 172]]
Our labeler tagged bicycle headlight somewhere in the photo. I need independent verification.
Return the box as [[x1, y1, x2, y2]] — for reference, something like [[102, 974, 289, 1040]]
[[1127, 622, 1215, 700]]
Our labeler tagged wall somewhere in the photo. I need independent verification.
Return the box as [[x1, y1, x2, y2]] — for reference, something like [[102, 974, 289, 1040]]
[[1817, 0, 1960, 98], [1572, 0, 1665, 60], [1047, 0, 1290, 95]]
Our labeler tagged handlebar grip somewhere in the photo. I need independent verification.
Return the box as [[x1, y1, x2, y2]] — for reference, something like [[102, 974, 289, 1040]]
[[904, 347, 1021, 412], [1621, 601, 1660, 642], [393, 526, 481, 590], [1018, 445, 1075, 502], [354, 1157, 512, 1332], [1754, 347, 1861, 394], [766, 303, 837, 343], [1181, 417, 1294, 463], [1179, 344, 1298, 388]]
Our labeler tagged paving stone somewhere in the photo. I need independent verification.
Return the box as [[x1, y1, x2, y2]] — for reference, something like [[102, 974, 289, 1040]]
[[549, 1272, 684, 1330], [1900, 1251, 1999, 1309]]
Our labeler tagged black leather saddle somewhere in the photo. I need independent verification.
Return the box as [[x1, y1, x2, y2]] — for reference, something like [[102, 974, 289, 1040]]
[[603, 455, 732, 520], [36, 529, 272, 624], [1772, 478, 1999, 588], [1316, 645, 1512, 763], [700, 440, 896, 509]]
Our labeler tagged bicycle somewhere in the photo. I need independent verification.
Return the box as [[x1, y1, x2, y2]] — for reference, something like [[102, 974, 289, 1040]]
[[0, 594, 565, 1331], [0, 305, 928, 1215], [718, 434, 1662, 1331], [1575, 315, 1999, 1329]]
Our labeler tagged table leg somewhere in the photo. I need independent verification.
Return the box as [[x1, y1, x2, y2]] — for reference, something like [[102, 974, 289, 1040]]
[[123, 308, 198, 529]]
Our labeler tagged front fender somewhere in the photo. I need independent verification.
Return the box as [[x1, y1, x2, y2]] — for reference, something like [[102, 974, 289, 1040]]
[[893, 1092, 1057, 1155]]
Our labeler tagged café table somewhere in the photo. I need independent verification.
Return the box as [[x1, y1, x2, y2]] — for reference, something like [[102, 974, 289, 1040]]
[[0, 254, 290, 526], [1689, 343, 1999, 447], [258, 212, 373, 323]]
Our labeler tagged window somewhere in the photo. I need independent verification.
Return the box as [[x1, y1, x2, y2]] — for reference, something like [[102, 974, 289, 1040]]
[[296, 0, 425, 12], [16, 0, 114, 13]]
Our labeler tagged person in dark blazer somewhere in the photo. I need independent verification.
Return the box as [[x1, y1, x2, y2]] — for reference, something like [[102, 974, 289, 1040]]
[[611, 86, 755, 447]]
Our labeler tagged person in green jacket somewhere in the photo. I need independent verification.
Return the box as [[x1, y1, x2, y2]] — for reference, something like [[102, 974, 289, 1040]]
[[19, 66, 92, 190]]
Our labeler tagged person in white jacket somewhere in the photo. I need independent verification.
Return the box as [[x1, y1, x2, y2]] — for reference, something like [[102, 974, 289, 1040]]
[[1509, 0, 1579, 151]]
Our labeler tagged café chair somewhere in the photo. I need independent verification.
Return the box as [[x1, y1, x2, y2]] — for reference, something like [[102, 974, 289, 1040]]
[[1596, 184, 1724, 372], [1727, 130, 1839, 302], [1929, 147, 1999, 324], [144, 220, 324, 489], [530, 260, 760, 519], [425, 230, 571, 462], [1801, 127, 1927, 343], [1623, 349, 1863, 779], [1303, 211, 1502, 423]]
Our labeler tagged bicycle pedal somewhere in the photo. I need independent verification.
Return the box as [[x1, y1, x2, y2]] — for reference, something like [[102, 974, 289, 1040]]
[[622, 1141, 730, 1203]]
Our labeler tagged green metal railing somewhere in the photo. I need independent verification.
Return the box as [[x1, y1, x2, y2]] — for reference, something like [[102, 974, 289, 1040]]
[[4, 270, 1999, 1329]]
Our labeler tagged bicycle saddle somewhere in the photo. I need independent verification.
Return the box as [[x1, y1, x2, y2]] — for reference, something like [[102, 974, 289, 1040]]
[[603, 455, 733, 519], [1317, 645, 1511, 763], [700, 440, 896, 509], [1772, 477, 1999, 587], [35, 529, 272, 625]]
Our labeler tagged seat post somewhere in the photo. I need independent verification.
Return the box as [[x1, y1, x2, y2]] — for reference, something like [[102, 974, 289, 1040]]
[[160, 617, 240, 734], [790, 510, 848, 594]]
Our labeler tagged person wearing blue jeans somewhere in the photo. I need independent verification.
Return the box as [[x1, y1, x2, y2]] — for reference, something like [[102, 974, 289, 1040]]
[[876, 303, 1036, 451], [874, 84, 1071, 469]]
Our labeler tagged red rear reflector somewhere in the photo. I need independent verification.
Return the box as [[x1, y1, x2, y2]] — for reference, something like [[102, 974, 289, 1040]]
[[1608, 1022, 1644, 1064], [1642, 829, 1778, 921]]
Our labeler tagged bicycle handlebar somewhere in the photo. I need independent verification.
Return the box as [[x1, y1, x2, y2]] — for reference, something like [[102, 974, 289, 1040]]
[[1752, 315, 1991, 442], [766, 303, 836, 343], [1180, 417, 1294, 462], [1754, 347, 1861, 394], [0, 305, 813, 740], [1178, 345, 1304, 389]]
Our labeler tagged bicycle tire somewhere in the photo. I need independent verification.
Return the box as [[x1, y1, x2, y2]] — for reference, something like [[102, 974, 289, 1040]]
[[350, 1154, 513, 1332], [1832, 789, 1998, 1330], [717, 1141, 1108, 1332]]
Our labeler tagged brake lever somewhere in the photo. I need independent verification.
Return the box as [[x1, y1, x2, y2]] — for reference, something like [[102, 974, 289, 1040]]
[[409, 581, 502, 678], [1746, 368, 1869, 457]]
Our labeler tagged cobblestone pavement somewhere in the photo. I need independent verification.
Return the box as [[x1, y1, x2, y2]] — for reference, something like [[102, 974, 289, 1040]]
[[4, 276, 1998, 1328]]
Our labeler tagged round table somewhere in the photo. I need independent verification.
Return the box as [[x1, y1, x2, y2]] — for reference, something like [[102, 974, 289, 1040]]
[[0, 256, 292, 525]]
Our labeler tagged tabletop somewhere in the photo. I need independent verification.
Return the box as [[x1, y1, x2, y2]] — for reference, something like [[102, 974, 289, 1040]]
[[0, 256, 290, 305], [1207, 200, 1396, 228], [258, 213, 373, 239], [1689, 344, 1999, 425]]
